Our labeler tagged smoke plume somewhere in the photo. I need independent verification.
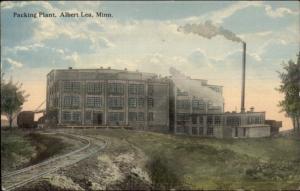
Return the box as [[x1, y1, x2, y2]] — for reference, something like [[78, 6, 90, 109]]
[[178, 21, 243, 43], [169, 67, 224, 107]]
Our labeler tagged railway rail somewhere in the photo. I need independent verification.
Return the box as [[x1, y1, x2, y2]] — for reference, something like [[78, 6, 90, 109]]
[[2, 131, 109, 191]]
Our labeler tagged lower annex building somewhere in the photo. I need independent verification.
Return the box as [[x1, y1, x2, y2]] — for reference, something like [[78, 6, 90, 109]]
[[46, 67, 280, 138]]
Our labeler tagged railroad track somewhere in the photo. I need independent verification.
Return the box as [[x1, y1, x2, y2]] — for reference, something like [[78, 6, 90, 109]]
[[2, 132, 109, 191]]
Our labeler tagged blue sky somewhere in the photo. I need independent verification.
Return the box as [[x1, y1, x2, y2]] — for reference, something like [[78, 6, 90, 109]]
[[1, 1, 299, 128]]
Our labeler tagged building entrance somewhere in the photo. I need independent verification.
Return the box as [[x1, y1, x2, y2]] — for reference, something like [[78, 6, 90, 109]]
[[93, 112, 102, 125]]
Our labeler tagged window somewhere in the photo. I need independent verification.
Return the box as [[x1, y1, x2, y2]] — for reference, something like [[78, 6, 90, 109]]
[[192, 115, 197, 124], [108, 97, 124, 109], [207, 116, 213, 125], [176, 113, 190, 125], [63, 81, 72, 92], [86, 82, 103, 94], [128, 98, 137, 108], [214, 116, 221, 125], [87, 97, 93, 107], [128, 84, 137, 94], [129, 84, 144, 95], [72, 82, 80, 92], [137, 84, 144, 95], [226, 116, 241, 126], [94, 97, 101, 108], [108, 83, 124, 95], [63, 96, 80, 108], [199, 116, 203, 124], [138, 98, 144, 107], [63, 96, 72, 107], [148, 98, 154, 108], [108, 112, 124, 122], [72, 96, 80, 107], [86, 97, 102, 108], [137, 112, 144, 121], [148, 85, 154, 96], [176, 100, 190, 109], [255, 117, 261, 124], [243, 128, 246, 137], [207, 126, 214, 136], [192, 100, 205, 110], [129, 112, 137, 121], [63, 81, 80, 92], [63, 111, 71, 121], [73, 112, 81, 122], [148, 112, 154, 121]]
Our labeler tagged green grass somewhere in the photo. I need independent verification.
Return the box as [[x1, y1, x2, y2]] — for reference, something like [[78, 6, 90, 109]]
[[84, 129, 300, 190], [1, 130, 73, 172], [1, 129, 36, 171]]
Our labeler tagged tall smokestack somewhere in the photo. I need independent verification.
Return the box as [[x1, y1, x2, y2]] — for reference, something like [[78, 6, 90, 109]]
[[241, 42, 246, 113]]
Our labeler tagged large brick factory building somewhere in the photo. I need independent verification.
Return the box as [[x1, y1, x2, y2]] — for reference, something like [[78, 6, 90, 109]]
[[46, 67, 279, 138]]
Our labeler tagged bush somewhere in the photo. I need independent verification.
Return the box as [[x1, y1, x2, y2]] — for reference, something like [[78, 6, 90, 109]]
[[146, 153, 184, 190]]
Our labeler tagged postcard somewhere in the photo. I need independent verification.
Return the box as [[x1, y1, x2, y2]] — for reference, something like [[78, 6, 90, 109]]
[[1, 1, 299, 190]]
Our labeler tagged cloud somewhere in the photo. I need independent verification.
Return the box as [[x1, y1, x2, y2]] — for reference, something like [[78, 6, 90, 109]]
[[11, 43, 45, 52], [264, 4, 298, 18], [209, 2, 262, 24], [1, 1, 27, 9], [65, 52, 79, 63], [182, 2, 298, 25], [2, 58, 23, 70]]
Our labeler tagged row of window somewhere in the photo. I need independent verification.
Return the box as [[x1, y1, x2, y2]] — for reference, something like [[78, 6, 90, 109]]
[[128, 112, 154, 121], [63, 81, 81, 93], [62, 111, 81, 122], [177, 126, 213, 136], [86, 82, 103, 94], [129, 112, 144, 121], [108, 112, 124, 122], [176, 99, 206, 110], [128, 98, 144, 108], [63, 96, 80, 108], [178, 115, 262, 126], [62, 96, 154, 109], [108, 83, 124, 95], [62, 111, 155, 122], [226, 117, 241, 126], [63, 81, 155, 95], [87, 97, 102, 108], [128, 84, 144, 95], [247, 116, 262, 124], [178, 114, 222, 125], [192, 100, 206, 110], [108, 97, 124, 109]]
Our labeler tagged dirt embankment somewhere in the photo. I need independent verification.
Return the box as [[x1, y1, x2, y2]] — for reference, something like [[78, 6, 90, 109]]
[[19, 134, 152, 191]]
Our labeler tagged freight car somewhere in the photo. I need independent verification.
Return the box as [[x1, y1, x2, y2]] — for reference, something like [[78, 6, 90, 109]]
[[17, 111, 36, 128]]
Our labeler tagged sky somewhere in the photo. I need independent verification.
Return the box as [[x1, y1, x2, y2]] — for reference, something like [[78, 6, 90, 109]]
[[1, 1, 299, 130]]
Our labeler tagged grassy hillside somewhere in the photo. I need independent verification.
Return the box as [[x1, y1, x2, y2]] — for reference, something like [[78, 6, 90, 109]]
[[84, 129, 300, 190], [1, 130, 74, 172], [1, 130, 36, 172]]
